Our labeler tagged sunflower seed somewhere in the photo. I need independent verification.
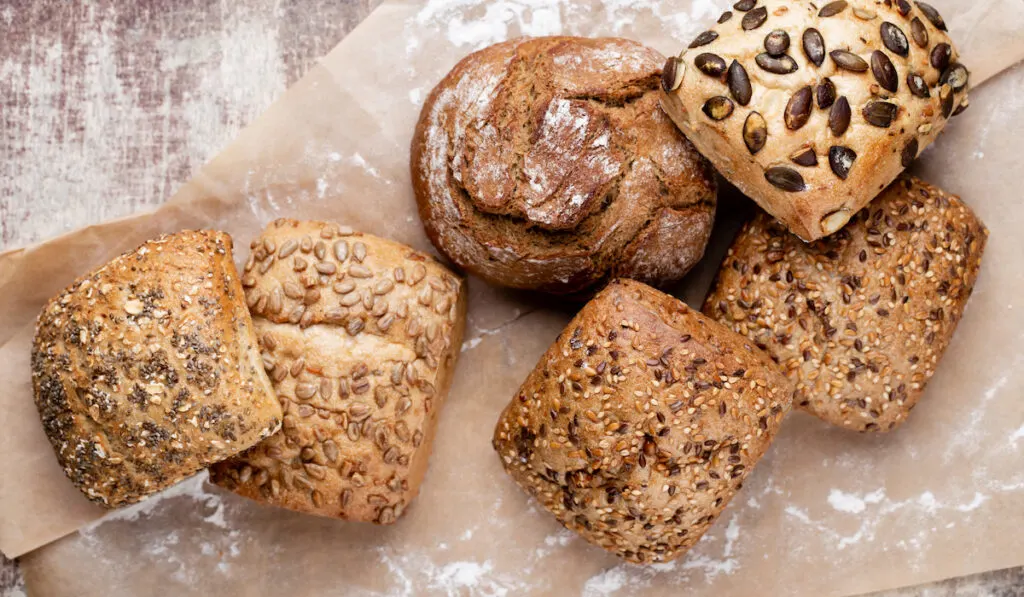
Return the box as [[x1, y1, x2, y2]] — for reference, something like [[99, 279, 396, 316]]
[[910, 17, 928, 48], [895, 0, 912, 16], [853, 7, 876, 20], [695, 53, 727, 78], [871, 51, 898, 92], [765, 167, 806, 192], [333, 240, 349, 262], [901, 138, 919, 167], [689, 31, 719, 48], [880, 22, 909, 56], [816, 78, 836, 109], [702, 96, 735, 120], [818, 1, 847, 17], [347, 318, 365, 336], [743, 112, 768, 154], [939, 84, 955, 118], [829, 96, 851, 135], [802, 29, 825, 67], [315, 261, 337, 275], [733, 0, 755, 10], [278, 239, 298, 259], [790, 146, 818, 166], [352, 242, 367, 263], [764, 29, 790, 56], [828, 146, 857, 179], [907, 73, 930, 98], [313, 241, 326, 260], [916, 1, 947, 31], [718, 11, 733, 23], [661, 57, 684, 92], [727, 61, 752, 105], [939, 63, 969, 91], [742, 6, 768, 30], [349, 264, 373, 278], [821, 210, 850, 235], [755, 53, 798, 74], [930, 43, 951, 71], [862, 101, 898, 127], [785, 86, 813, 130], [830, 50, 868, 72]]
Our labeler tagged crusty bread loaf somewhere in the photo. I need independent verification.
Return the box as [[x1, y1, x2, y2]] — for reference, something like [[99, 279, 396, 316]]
[[32, 231, 283, 508], [412, 36, 717, 296], [210, 220, 467, 524], [493, 279, 793, 563], [704, 175, 986, 431], [660, 0, 968, 240]]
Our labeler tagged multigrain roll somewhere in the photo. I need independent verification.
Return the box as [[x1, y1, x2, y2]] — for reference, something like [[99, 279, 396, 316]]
[[31, 231, 283, 508], [412, 36, 717, 296], [704, 176, 987, 431], [493, 279, 793, 563], [211, 220, 467, 524], [660, 0, 969, 240]]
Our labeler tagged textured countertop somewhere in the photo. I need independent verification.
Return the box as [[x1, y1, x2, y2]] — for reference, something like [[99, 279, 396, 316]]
[[0, 1, 1020, 595]]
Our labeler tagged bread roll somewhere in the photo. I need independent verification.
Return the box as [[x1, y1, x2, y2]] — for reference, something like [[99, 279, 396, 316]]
[[32, 231, 282, 508], [704, 176, 987, 431], [412, 36, 717, 296], [493, 279, 793, 563], [660, 0, 968, 240], [211, 220, 467, 524]]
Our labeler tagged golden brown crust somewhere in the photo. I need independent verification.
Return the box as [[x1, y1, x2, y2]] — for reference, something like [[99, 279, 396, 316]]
[[660, 0, 968, 240], [493, 279, 793, 563], [210, 220, 467, 524], [412, 36, 717, 295], [704, 175, 987, 431], [31, 230, 282, 508]]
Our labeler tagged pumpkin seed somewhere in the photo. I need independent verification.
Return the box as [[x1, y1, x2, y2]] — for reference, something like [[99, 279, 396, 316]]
[[930, 43, 951, 71], [939, 84, 955, 118], [901, 138, 919, 167], [742, 6, 768, 30], [895, 0, 912, 16], [695, 53, 727, 79], [764, 30, 790, 56], [802, 28, 825, 66], [689, 31, 719, 49], [785, 86, 813, 130], [906, 73, 930, 98], [765, 167, 806, 192], [702, 96, 735, 120], [816, 78, 837, 109], [790, 147, 818, 166], [939, 63, 968, 92], [916, 1, 947, 31], [829, 96, 851, 135], [728, 60, 752, 105], [830, 50, 868, 72], [910, 18, 928, 48], [862, 101, 898, 127], [718, 11, 733, 23], [828, 146, 857, 180], [661, 57, 684, 92], [871, 50, 898, 93], [818, 1, 847, 17], [743, 112, 768, 154], [755, 53, 798, 74], [880, 22, 909, 57], [733, 0, 755, 10]]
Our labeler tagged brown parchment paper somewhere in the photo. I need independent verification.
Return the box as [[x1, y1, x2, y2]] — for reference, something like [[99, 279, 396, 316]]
[[2, 0, 1024, 595]]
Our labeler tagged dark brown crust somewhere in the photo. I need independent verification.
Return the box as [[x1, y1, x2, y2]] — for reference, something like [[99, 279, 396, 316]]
[[493, 279, 793, 563], [210, 220, 467, 524], [411, 37, 717, 296], [31, 231, 282, 508], [704, 175, 987, 431]]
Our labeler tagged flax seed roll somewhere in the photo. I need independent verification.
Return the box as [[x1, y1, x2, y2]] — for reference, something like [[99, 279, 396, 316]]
[[210, 219, 468, 524], [704, 175, 987, 431], [493, 279, 793, 563]]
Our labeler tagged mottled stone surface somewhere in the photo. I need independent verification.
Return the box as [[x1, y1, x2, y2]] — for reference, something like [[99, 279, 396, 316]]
[[0, 0, 1020, 595]]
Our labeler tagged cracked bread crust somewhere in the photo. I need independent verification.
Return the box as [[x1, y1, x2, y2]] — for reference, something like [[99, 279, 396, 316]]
[[493, 279, 793, 563], [412, 36, 717, 296]]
